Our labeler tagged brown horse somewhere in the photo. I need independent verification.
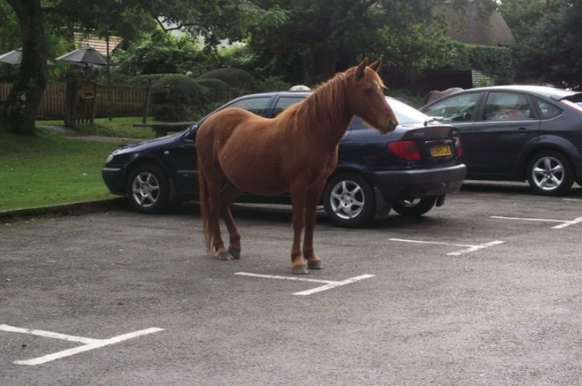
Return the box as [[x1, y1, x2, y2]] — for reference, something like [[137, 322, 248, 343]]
[[196, 58, 398, 274]]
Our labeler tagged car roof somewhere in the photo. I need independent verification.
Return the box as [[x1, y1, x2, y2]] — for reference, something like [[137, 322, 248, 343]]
[[460, 85, 582, 101]]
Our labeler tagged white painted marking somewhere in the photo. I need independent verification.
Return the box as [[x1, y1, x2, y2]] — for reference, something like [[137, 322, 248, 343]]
[[235, 272, 374, 296], [446, 240, 506, 256], [293, 275, 374, 296], [491, 215, 582, 229], [552, 217, 582, 229], [389, 238, 505, 256], [0, 324, 99, 344], [0, 324, 164, 366], [235, 272, 335, 284]]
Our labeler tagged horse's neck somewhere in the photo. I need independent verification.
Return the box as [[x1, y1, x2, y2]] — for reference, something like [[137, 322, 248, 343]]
[[298, 89, 353, 150]]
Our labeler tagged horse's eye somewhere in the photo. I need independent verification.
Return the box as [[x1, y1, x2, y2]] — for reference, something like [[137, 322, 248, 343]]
[[364, 88, 373, 94]]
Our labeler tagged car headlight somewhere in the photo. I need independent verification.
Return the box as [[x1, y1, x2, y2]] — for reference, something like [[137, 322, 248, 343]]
[[106, 154, 114, 163]]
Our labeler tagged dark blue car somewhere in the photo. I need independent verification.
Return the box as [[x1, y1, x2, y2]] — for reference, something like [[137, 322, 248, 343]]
[[421, 85, 582, 196], [102, 91, 466, 227]]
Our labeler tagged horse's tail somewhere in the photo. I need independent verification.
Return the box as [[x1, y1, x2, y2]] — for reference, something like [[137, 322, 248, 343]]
[[197, 158, 214, 253]]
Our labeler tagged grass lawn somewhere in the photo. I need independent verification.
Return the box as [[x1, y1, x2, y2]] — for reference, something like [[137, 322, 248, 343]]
[[0, 119, 154, 212], [37, 116, 155, 139]]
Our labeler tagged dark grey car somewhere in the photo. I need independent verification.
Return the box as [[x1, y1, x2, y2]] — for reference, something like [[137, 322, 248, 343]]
[[421, 85, 582, 195], [103, 92, 466, 227]]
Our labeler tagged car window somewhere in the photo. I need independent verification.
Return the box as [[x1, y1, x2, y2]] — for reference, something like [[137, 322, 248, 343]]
[[387, 98, 430, 124], [484, 92, 532, 121], [228, 97, 272, 115], [272, 96, 304, 117], [422, 93, 480, 123], [535, 98, 562, 119]]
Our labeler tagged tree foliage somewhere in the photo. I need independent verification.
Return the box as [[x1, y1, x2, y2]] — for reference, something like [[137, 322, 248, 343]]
[[497, 0, 554, 43], [0, 0, 286, 135], [511, 0, 582, 88]]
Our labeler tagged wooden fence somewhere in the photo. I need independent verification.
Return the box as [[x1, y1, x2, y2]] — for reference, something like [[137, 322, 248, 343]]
[[0, 83, 148, 119]]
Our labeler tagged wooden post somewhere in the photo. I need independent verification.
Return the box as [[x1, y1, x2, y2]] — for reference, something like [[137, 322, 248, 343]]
[[142, 83, 151, 124], [89, 82, 97, 124], [64, 77, 79, 128]]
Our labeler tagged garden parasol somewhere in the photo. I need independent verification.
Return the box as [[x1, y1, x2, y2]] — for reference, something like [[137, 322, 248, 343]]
[[0, 48, 23, 64], [56, 46, 108, 67], [0, 48, 54, 65]]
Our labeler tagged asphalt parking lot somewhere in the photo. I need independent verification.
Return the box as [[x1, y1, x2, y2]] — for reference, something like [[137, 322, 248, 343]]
[[2, 182, 582, 386]]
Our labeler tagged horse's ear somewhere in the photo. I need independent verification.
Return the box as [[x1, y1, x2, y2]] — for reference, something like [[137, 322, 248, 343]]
[[369, 59, 382, 72], [356, 58, 369, 79]]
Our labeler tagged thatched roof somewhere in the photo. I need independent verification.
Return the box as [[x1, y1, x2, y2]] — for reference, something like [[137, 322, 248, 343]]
[[441, 0, 514, 47]]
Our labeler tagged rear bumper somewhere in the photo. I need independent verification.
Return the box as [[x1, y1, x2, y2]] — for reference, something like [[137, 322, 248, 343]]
[[372, 164, 467, 201]]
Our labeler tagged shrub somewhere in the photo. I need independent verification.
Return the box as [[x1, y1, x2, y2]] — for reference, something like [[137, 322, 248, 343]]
[[197, 68, 255, 97], [195, 78, 232, 105], [150, 75, 206, 122], [255, 76, 292, 93]]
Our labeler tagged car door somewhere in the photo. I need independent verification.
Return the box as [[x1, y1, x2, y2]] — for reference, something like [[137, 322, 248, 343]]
[[460, 91, 541, 176]]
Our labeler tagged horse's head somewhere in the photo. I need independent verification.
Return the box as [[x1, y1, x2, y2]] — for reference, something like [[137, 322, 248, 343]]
[[346, 58, 398, 134]]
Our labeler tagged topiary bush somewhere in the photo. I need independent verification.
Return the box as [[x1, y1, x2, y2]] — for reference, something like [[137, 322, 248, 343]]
[[196, 68, 255, 97], [150, 74, 206, 122], [195, 78, 232, 105]]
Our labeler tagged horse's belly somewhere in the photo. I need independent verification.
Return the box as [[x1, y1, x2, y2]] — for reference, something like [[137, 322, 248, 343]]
[[220, 151, 288, 196], [228, 172, 288, 196]]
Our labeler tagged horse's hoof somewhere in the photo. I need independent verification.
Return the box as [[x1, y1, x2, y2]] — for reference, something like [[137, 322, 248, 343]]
[[292, 265, 309, 274], [228, 247, 241, 259], [308, 260, 323, 270], [215, 251, 234, 260]]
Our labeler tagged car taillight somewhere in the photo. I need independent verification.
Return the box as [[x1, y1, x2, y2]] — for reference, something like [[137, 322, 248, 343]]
[[387, 141, 421, 160], [455, 136, 463, 157]]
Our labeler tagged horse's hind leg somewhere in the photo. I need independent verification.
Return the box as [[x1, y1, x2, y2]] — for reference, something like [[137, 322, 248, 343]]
[[203, 167, 232, 260], [220, 182, 243, 259]]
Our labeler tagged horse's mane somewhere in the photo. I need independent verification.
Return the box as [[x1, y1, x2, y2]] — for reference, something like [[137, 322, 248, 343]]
[[276, 65, 384, 130]]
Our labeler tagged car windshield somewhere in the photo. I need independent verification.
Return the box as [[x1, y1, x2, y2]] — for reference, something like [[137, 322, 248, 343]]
[[387, 97, 431, 124]]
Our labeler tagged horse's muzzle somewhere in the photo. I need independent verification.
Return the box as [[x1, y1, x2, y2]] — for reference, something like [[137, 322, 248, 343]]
[[379, 119, 398, 134]]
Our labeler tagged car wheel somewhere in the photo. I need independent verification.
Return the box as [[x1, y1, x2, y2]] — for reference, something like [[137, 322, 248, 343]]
[[526, 151, 573, 196], [127, 164, 169, 213], [323, 173, 376, 228], [392, 197, 437, 217]]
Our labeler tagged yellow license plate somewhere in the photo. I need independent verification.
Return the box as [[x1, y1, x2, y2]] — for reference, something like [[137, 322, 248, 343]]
[[430, 144, 452, 157]]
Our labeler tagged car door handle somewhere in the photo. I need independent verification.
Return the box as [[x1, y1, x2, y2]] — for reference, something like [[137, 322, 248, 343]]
[[517, 127, 527, 134]]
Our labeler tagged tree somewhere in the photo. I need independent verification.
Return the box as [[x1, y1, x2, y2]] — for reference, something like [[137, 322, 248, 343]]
[[497, 0, 554, 43], [1, 0, 48, 136], [0, 0, 286, 136], [511, 1, 582, 88], [244, 0, 496, 86]]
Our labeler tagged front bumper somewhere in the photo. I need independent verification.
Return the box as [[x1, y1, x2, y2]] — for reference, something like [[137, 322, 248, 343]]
[[101, 166, 126, 195]]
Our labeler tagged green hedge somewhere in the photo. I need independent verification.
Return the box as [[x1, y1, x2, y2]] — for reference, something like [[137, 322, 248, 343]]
[[150, 75, 206, 122]]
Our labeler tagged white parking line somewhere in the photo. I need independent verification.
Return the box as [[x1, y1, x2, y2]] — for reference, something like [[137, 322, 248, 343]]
[[234, 272, 374, 296], [491, 215, 582, 229], [389, 238, 505, 256], [0, 324, 164, 366]]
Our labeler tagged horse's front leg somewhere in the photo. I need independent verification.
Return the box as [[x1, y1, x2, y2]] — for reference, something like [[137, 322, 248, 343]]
[[289, 184, 308, 274], [302, 180, 326, 270]]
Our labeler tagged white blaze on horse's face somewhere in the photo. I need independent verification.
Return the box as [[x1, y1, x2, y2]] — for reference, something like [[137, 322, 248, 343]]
[[349, 59, 398, 134]]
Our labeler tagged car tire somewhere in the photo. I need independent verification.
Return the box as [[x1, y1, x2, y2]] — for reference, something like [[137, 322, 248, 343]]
[[392, 197, 437, 217], [526, 151, 573, 196], [323, 173, 376, 228], [127, 164, 170, 214]]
